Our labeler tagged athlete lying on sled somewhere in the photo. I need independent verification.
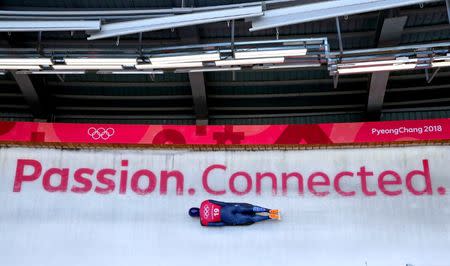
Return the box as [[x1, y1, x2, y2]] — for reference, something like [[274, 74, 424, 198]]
[[188, 199, 280, 226]]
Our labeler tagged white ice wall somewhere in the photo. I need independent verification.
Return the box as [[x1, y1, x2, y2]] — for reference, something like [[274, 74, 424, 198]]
[[0, 146, 449, 266]]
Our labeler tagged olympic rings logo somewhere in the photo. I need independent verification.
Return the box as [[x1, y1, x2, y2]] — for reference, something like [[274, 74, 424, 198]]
[[203, 205, 210, 218], [87, 127, 115, 140]]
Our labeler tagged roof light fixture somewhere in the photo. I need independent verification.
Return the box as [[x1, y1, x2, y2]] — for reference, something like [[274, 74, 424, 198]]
[[150, 53, 220, 64], [136, 62, 204, 69], [0, 65, 42, 70], [64, 58, 137, 65], [338, 58, 418, 68], [20, 71, 86, 75], [234, 48, 307, 59], [215, 57, 285, 66], [253, 63, 321, 69], [0, 58, 52, 65], [97, 70, 164, 74], [175, 67, 241, 73], [337, 64, 418, 75], [53, 65, 124, 70], [0, 20, 101, 32], [431, 61, 450, 68]]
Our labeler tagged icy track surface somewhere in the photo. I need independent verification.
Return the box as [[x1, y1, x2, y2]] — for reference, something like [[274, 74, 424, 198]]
[[0, 146, 449, 266]]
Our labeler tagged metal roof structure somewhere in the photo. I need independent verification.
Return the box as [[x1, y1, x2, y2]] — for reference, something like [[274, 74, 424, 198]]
[[0, 0, 450, 125]]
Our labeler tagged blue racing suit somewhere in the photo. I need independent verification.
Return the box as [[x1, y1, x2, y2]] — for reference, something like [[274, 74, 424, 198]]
[[200, 200, 271, 226]]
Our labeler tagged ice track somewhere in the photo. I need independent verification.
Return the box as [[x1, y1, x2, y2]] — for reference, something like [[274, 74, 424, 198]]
[[0, 146, 449, 266]]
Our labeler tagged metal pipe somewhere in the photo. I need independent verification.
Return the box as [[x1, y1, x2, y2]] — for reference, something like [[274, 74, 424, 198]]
[[0, 0, 292, 16], [446, 0, 450, 23], [250, 0, 440, 31], [0, 15, 169, 20], [0, 20, 101, 32], [231, 20, 235, 57], [87, 6, 263, 40], [335, 17, 344, 55], [427, 67, 441, 83], [141, 38, 326, 53], [329, 41, 450, 56], [0, 9, 191, 16], [0, 37, 326, 53]]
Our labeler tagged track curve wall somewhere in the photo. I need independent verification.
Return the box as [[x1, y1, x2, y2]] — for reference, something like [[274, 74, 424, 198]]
[[0, 146, 449, 266]]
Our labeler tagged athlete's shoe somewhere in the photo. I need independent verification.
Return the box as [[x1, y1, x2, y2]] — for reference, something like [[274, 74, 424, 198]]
[[269, 213, 281, 220], [269, 209, 279, 214]]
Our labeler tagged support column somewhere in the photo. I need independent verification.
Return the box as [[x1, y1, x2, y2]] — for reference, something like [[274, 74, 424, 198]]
[[367, 15, 407, 120]]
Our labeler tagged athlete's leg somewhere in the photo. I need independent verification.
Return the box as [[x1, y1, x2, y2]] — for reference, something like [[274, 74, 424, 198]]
[[228, 213, 276, 225], [252, 205, 270, 213], [233, 213, 256, 225], [233, 213, 272, 225], [235, 203, 270, 213], [250, 215, 270, 223]]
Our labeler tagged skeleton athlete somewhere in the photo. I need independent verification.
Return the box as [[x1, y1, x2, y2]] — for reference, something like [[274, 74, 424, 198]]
[[188, 199, 280, 226]]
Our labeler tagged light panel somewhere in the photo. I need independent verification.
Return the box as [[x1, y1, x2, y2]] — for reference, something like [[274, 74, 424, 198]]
[[0, 65, 41, 70], [53, 65, 124, 70], [338, 58, 418, 68], [234, 48, 307, 59], [337, 64, 417, 75], [64, 58, 137, 65], [182, 67, 241, 73], [0, 20, 101, 32], [97, 71, 164, 74], [253, 63, 321, 69], [0, 58, 52, 65], [189, 67, 241, 73], [215, 57, 284, 66], [431, 61, 450, 68], [136, 62, 203, 69], [150, 53, 220, 64], [27, 71, 86, 75]]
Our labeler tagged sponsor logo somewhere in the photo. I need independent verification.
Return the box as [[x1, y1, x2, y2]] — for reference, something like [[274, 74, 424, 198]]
[[12, 159, 446, 197], [203, 205, 210, 218], [87, 127, 115, 140]]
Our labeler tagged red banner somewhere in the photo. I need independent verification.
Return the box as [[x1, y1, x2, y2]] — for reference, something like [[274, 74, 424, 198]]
[[0, 119, 448, 146]]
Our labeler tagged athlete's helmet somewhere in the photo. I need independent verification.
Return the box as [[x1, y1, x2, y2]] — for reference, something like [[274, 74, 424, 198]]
[[189, 207, 200, 217]]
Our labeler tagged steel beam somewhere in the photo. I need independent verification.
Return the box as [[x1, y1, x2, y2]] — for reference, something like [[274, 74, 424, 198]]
[[178, 24, 209, 125], [208, 90, 367, 99], [383, 106, 450, 112], [446, 0, 450, 23], [55, 114, 196, 120], [367, 16, 407, 119], [54, 110, 363, 121], [52, 94, 192, 100], [211, 110, 364, 119], [47, 81, 189, 88], [384, 97, 450, 106], [55, 106, 193, 111], [209, 104, 365, 111], [189, 72, 209, 125], [250, 0, 437, 31], [0, 1, 289, 17], [88, 6, 262, 40], [2, 33, 46, 119], [11, 73, 45, 118]]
